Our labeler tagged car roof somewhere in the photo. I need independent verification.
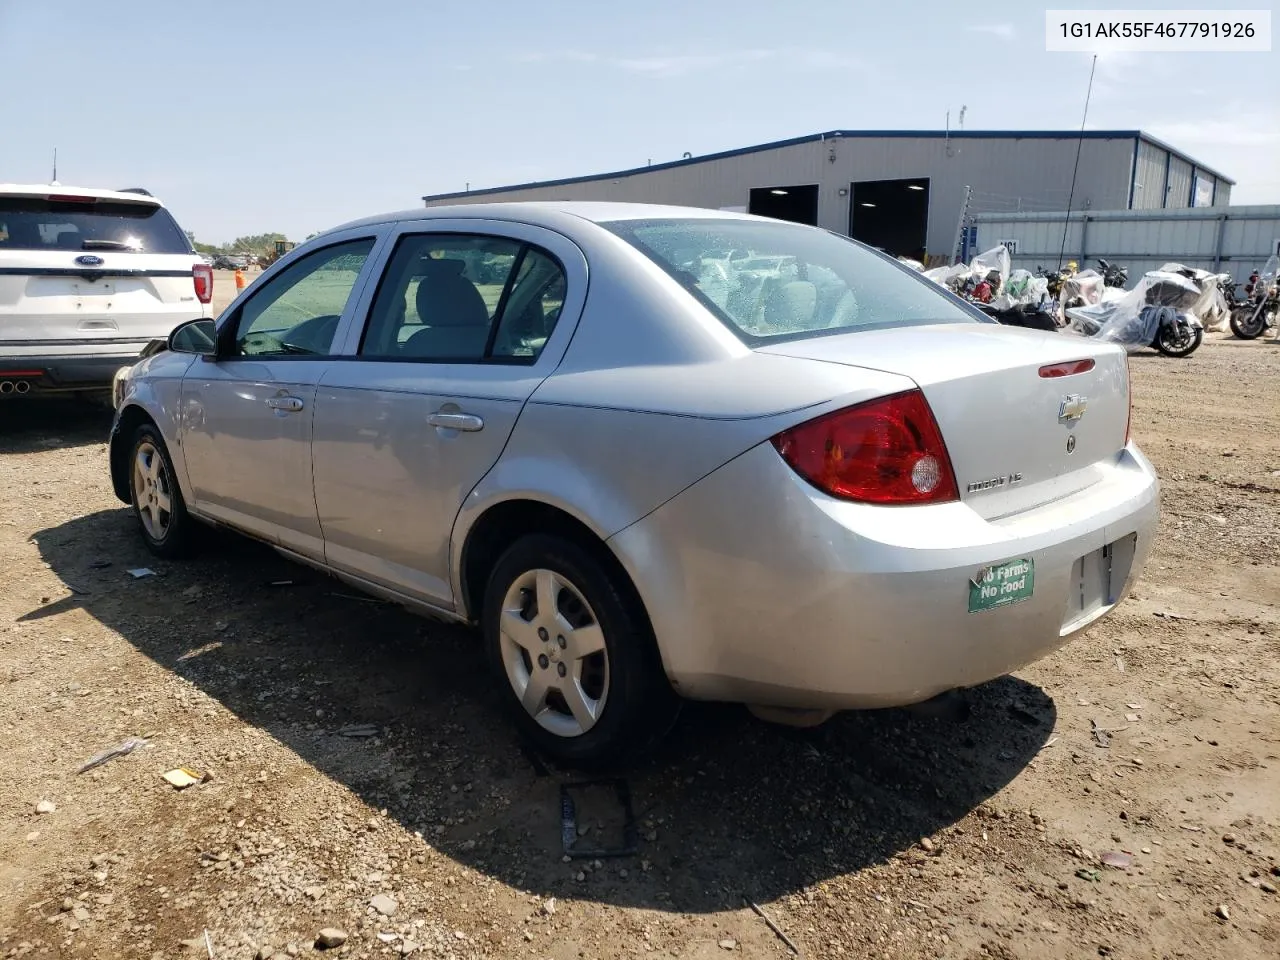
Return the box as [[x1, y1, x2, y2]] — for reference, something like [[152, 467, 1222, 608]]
[[326, 201, 771, 237], [0, 183, 163, 206]]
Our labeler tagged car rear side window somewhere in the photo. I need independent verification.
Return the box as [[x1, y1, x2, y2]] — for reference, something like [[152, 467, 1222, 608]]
[[602, 218, 977, 344], [0, 197, 192, 254], [359, 233, 566, 363]]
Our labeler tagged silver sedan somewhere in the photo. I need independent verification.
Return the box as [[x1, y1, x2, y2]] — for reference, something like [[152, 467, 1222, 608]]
[[108, 202, 1159, 765]]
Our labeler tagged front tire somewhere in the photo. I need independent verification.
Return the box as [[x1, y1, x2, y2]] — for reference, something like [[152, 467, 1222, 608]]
[[1155, 323, 1202, 357], [1230, 305, 1268, 340], [482, 534, 679, 767], [128, 423, 197, 558]]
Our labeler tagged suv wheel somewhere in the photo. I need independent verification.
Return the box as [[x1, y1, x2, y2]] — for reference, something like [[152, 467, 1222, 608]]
[[483, 534, 679, 767]]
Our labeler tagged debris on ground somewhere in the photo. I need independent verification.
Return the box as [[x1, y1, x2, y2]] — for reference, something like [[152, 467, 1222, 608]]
[[315, 928, 348, 949], [162, 767, 210, 790], [127, 567, 156, 578], [336, 724, 380, 738], [34, 800, 56, 815], [77, 735, 149, 773], [746, 898, 801, 955]]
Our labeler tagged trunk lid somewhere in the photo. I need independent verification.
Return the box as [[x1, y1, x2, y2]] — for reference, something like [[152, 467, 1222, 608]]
[[759, 324, 1130, 516]]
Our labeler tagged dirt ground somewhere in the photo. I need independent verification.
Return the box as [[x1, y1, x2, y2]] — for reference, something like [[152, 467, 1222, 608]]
[[1, 333, 1277, 960]]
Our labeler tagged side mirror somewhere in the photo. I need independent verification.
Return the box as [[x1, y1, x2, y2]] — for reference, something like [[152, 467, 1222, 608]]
[[169, 318, 218, 357]]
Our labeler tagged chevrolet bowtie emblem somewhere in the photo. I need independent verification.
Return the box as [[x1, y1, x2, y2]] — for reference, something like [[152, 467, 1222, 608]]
[[1059, 394, 1088, 423]]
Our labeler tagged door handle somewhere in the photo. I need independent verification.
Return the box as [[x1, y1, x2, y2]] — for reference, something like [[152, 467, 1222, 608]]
[[427, 411, 484, 432], [266, 395, 305, 412]]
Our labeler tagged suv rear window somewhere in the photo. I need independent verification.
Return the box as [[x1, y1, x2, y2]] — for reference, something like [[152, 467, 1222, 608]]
[[602, 218, 977, 343], [0, 197, 192, 254]]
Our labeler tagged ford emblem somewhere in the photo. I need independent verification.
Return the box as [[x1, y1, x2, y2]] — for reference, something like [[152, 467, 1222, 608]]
[[75, 255, 105, 266]]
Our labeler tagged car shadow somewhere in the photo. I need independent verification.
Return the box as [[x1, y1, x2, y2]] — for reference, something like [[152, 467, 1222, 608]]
[[0, 398, 114, 453], [29, 508, 1057, 914]]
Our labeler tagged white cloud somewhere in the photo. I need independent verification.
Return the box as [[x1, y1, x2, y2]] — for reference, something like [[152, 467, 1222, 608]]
[[613, 50, 775, 77], [1148, 118, 1280, 149], [965, 23, 1016, 40], [511, 47, 864, 79]]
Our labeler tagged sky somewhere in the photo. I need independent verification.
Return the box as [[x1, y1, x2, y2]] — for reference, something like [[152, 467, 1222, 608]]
[[1, 0, 1275, 244]]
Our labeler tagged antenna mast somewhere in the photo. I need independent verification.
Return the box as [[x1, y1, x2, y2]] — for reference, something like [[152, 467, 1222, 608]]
[[1057, 55, 1098, 271]]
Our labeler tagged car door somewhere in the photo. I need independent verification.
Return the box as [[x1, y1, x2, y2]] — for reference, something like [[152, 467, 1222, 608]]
[[311, 220, 588, 608], [178, 232, 384, 557]]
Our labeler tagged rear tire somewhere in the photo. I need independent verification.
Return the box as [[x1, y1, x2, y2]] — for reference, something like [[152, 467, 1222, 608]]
[[128, 423, 197, 558], [482, 533, 679, 767]]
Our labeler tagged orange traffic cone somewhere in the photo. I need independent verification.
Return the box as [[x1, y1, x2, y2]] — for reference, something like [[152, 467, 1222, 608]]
[[234, 268, 246, 292]]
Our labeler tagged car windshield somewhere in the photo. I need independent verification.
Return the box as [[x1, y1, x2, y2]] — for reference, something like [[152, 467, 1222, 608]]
[[603, 218, 979, 342], [0, 197, 191, 254]]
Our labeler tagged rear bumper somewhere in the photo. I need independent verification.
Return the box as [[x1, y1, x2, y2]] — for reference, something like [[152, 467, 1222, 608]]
[[0, 353, 138, 393], [609, 442, 1159, 710]]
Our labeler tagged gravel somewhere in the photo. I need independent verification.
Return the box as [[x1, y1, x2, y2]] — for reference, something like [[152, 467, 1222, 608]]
[[0, 336, 1277, 960]]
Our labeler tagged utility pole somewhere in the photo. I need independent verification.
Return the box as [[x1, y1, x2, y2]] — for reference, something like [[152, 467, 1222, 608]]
[[951, 185, 973, 264]]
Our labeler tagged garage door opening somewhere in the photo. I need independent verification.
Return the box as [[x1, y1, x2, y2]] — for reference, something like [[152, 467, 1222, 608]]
[[748, 184, 818, 226], [849, 178, 929, 260]]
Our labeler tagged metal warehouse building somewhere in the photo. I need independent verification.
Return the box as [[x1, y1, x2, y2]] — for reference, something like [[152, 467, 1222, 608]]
[[422, 129, 1234, 263]]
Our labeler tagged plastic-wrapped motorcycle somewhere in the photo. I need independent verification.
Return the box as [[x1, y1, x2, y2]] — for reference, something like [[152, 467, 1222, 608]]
[[1064, 269, 1205, 357], [1229, 255, 1279, 340], [924, 246, 1058, 330]]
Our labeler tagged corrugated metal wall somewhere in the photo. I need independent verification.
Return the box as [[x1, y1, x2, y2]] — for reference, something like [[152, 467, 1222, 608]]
[[974, 205, 1280, 279], [425, 135, 1137, 260], [1165, 156, 1193, 208], [1131, 140, 1167, 210]]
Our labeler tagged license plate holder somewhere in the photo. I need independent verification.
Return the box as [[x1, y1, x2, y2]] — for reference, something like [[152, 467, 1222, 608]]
[[73, 279, 115, 297], [969, 557, 1035, 613]]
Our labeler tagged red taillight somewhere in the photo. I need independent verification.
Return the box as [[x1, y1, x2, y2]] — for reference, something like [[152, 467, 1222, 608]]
[[193, 264, 213, 304], [1039, 358, 1095, 378], [46, 194, 95, 203], [771, 390, 959, 505]]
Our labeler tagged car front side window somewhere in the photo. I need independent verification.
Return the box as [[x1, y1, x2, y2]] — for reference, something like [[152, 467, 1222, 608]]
[[232, 238, 375, 357]]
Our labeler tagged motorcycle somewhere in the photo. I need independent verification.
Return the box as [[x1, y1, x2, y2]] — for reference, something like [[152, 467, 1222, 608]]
[[1154, 262, 1234, 333], [1229, 255, 1279, 340], [1096, 258, 1129, 288], [1217, 273, 1245, 308], [923, 247, 1059, 331], [1036, 260, 1076, 301], [1065, 269, 1205, 357]]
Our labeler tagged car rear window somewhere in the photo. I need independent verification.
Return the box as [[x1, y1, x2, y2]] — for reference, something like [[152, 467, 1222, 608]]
[[602, 218, 979, 343], [0, 197, 192, 254]]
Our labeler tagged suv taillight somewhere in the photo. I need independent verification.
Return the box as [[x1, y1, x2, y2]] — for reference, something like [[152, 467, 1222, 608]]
[[193, 264, 213, 304], [771, 389, 959, 505]]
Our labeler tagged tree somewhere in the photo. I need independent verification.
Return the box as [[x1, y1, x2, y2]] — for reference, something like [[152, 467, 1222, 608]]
[[187, 232, 290, 258], [230, 232, 288, 259]]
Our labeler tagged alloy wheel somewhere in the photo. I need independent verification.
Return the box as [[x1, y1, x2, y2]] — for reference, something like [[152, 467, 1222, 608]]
[[498, 568, 610, 738], [133, 441, 173, 541]]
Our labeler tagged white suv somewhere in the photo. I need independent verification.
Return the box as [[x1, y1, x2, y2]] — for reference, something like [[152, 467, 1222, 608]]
[[0, 184, 212, 399]]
